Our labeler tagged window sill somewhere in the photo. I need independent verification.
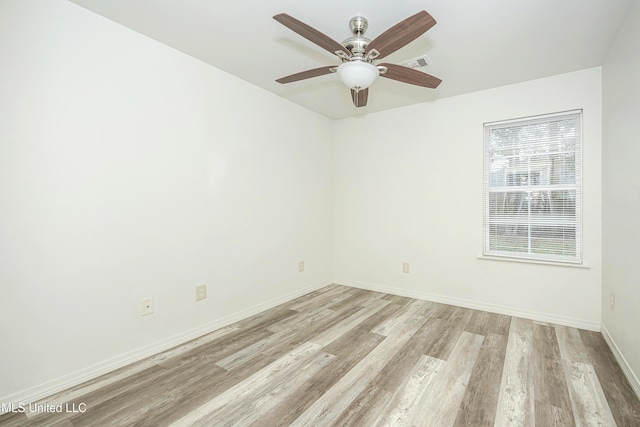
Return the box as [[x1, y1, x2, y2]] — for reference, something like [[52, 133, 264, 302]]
[[477, 254, 590, 269]]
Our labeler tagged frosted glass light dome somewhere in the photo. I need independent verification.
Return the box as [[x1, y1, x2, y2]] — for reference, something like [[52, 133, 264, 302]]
[[336, 61, 379, 90]]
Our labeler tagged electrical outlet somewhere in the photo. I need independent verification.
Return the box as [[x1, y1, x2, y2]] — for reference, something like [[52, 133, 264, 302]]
[[196, 284, 207, 301], [402, 262, 410, 274], [610, 292, 615, 310], [141, 298, 154, 316], [298, 261, 305, 272]]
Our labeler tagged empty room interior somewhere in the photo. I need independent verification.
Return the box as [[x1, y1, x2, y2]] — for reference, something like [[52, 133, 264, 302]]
[[1, 0, 640, 425]]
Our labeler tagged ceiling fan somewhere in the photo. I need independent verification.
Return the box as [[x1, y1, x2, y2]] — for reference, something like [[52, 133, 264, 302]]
[[273, 11, 442, 108]]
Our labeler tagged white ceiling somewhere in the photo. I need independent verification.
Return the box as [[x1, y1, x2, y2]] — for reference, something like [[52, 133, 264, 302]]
[[69, 0, 632, 120]]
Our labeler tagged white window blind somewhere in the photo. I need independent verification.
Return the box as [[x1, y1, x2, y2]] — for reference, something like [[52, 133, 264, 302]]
[[483, 110, 582, 264]]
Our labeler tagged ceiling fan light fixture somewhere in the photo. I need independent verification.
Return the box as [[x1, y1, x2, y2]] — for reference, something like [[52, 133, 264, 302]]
[[336, 61, 379, 90]]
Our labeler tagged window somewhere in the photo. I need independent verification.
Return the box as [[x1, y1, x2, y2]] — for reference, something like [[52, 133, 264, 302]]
[[483, 110, 582, 264]]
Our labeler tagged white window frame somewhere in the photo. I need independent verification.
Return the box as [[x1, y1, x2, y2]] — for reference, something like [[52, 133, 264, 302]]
[[483, 110, 583, 264]]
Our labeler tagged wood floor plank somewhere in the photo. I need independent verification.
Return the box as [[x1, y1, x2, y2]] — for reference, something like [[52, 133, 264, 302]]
[[579, 329, 640, 426], [330, 386, 393, 427], [377, 317, 445, 394], [169, 341, 324, 426], [326, 288, 371, 311], [330, 316, 447, 426], [216, 308, 334, 370], [494, 317, 535, 427], [563, 360, 617, 427], [370, 300, 421, 336], [328, 289, 391, 310], [249, 330, 386, 427], [289, 301, 434, 426], [222, 351, 337, 427], [487, 312, 512, 336], [321, 303, 404, 357], [25, 324, 240, 416], [453, 332, 508, 426], [287, 285, 351, 312], [555, 325, 617, 426], [70, 357, 228, 426], [532, 323, 576, 426], [238, 298, 398, 426], [379, 354, 446, 427], [2, 285, 639, 427], [130, 349, 283, 425], [266, 305, 335, 333], [434, 303, 475, 323], [283, 284, 339, 308], [381, 294, 414, 305], [421, 305, 474, 361], [555, 325, 592, 365], [257, 304, 365, 363], [465, 310, 511, 337], [409, 331, 486, 426], [310, 298, 390, 347], [232, 305, 299, 331], [108, 363, 231, 426], [0, 412, 27, 427], [157, 326, 274, 369], [191, 351, 336, 426], [24, 364, 173, 426]]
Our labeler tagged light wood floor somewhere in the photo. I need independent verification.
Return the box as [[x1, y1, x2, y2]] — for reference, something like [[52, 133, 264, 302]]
[[2, 285, 639, 426]]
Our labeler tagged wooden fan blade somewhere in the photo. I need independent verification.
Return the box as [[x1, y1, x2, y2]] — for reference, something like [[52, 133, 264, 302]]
[[350, 88, 369, 107], [379, 63, 442, 88], [276, 66, 335, 84], [366, 11, 436, 60], [274, 13, 351, 57]]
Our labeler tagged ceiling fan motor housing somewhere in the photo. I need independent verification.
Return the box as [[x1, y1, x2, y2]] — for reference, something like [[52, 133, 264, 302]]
[[342, 16, 370, 59]]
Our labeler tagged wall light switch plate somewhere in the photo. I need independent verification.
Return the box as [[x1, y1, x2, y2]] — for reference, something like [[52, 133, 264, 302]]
[[298, 261, 305, 272]]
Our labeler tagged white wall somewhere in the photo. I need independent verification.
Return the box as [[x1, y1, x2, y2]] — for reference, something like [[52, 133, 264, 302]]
[[0, 0, 334, 402], [602, 0, 640, 395], [334, 68, 602, 328]]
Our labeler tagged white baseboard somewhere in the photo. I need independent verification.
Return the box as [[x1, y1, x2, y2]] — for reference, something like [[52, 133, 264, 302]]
[[601, 325, 640, 401], [0, 279, 331, 412], [336, 278, 601, 331]]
